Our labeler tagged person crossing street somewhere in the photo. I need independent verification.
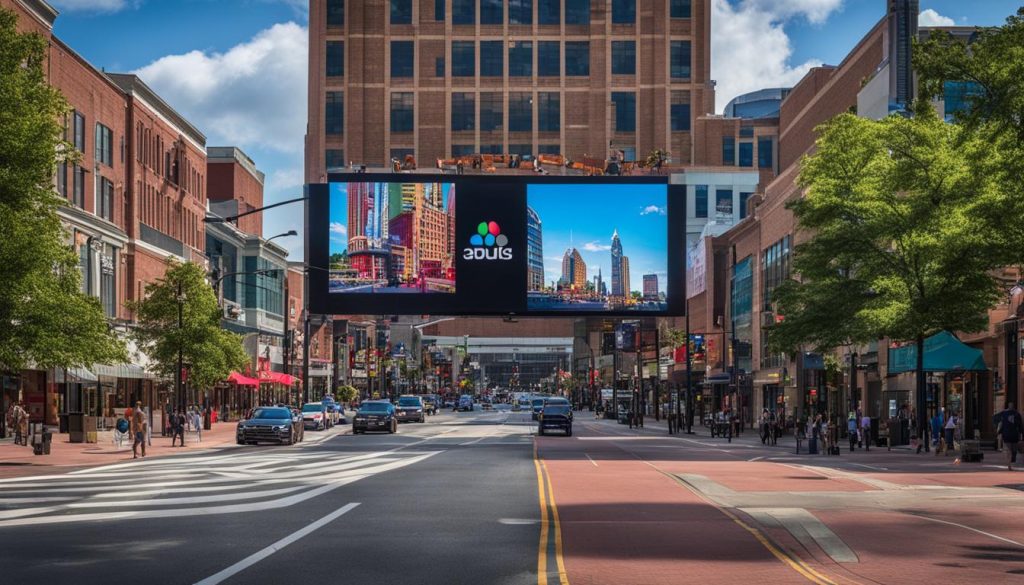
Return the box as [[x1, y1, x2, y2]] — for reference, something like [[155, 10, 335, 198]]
[[998, 403, 1023, 471]]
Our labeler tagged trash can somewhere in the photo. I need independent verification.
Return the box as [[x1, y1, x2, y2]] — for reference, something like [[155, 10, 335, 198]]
[[83, 415, 98, 443], [68, 412, 85, 443]]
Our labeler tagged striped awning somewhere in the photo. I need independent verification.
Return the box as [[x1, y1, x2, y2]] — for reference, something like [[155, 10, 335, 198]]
[[53, 368, 98, 383], [92, 363, 156, 380]]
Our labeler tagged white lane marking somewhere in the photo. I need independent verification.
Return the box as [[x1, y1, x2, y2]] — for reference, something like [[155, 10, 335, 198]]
[[748, 456, 765, 462], [68, 485, 308, 508], [585, 453, 598, 467], [911, 514, 1024, 547], [847, 462, 888, 471], [499, 518, 540, 525], [194, 502, 360, 585], [0, 497, 76, 504]]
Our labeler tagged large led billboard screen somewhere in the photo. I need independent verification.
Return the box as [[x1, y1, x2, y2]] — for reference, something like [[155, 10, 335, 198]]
[[306, 175, 684, 316]]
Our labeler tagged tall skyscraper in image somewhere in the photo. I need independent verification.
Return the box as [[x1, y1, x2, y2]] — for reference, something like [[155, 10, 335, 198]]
[[561, 248, 587, 290], [527, 206, 544, 291], [621, 256, 631, 297], [611, 229, 623, 297]]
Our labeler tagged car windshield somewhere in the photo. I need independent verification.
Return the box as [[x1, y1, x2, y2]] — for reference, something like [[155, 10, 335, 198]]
[[532, 399, 545, 407], [253, 408, 291, 419], [398, 397, 421, 406], [544, 405, 571, 415], [359, 402, 390, 413], [302, 404, 323, 412]]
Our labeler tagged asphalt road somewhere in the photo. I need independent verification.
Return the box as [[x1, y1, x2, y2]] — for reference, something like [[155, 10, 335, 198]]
[[0, 408, 542, 585]]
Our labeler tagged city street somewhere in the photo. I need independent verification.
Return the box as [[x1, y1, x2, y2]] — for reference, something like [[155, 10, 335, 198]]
[[4, 408, 1024, 584]]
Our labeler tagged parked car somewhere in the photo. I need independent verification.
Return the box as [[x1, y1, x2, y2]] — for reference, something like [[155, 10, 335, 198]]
[[321, 397, 341, 426], [458, 395, 474, 412], [422, 395, 438, 415], [353, 400, 398, 434], [538, 403, 572, 436], [395, 395, 426, 423], [531, 398, 546, 420], [236, 406, 301, 445], [302, 402, 330, 431]]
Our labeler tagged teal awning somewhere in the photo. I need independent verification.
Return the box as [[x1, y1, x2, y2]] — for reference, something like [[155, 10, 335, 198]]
[[887, 331, 987, 374]]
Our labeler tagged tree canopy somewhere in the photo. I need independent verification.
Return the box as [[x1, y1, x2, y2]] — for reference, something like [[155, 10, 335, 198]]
[[129, 260, 248, 390], [767, 106, 1023, 354], [0, 8, 125, 373]]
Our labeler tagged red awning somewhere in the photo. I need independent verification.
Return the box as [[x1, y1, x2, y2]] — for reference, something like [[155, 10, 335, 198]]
[[227, 371, 259, 387], [257, 371, 297, 385]]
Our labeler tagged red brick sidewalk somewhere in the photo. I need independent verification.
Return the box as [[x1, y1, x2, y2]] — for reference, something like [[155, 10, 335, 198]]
[[0, 421, 240, 479]]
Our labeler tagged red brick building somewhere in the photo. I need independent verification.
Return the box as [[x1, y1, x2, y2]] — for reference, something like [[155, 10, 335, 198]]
[[207, 146, 266, 236]]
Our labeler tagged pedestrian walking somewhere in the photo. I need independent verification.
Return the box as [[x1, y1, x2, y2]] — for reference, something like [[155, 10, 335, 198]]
[[847, 412, 858, 452], [192, 409, 202, 442], [998, 403, 1023, 471], [932, 408, 945, 452], [131, 402, 147, 458], [12, 402, 28, 446], [170, 410, 186, 447], [944, 411, 959, 455], [860, 413, 872, 451]]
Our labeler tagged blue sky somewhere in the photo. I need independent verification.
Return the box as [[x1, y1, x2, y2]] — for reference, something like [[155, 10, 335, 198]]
[[528, 184, 668, 294], [43, 0, 1020, 260], [328, 182, 347, 256]]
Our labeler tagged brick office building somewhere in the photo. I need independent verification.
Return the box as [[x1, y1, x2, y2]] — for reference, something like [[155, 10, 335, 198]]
[[305, 0, 713, 180], [1, 0, 211, 430], [207, 146, 266, 236]]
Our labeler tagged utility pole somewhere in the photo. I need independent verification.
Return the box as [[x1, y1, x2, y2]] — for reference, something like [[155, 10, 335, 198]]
[[685, 311, 694, 434], [176, 278, 184, 414]]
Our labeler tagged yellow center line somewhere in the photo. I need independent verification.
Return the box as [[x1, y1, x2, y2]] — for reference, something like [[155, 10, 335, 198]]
[[534, 441, 549, 585], [541, 458, 569, 585]]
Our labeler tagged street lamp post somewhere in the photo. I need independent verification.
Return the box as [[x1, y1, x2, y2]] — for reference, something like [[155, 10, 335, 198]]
[[175, 279, 185, 415]]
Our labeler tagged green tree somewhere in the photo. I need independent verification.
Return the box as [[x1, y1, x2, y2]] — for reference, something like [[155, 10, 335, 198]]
[[334, 385, 358, 403], [0, 8, 126, 374], [128, 260, 248, 399], [768, 108, 1023, 440]]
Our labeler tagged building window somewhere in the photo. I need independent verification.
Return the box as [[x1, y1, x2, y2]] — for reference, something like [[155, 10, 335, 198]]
[[612, 0, 635, 24], [453, 0, 475, 24], [716, 189, 732, 215], [538, 92, 560, 132], [943, 80, 982, 121], [481, 0, 502, 24], [565, 41, 589, 76], [98, 177, 114, 221], [435, 0, 445, 20], [480, 41, 503, 76], [671, 92, 690, 131], [509, 144, 532, 157], [539, 0, 559, 24], [722, 136, 735, 165], [73, 111, 86, 153], [739, 125, 754, 137], [670, 40, 691, 79], [391, 148, 415, 162], [94, 123, 113, 166], [390, 92, 414, 132], [452, 144, 475, 157], [534, 41, 560, 77], [480, 93, 503, 131], [761, 235, 791, 312], [326, 149, 345, 170], [510, 0, 532, 24], [327, 0, 344, 26], [565, 0, 589, 24], [244, 257, 284, 317], [391, 40, 414, 77], [72, 165, 85, 208], [452, 41, 475, 76], [480, 144, 502, 154], [452, 92, 475, 131], [509, 92, 533, 132], [739, 192, 752, 220], [695, 185, 708, 218], [434, 57, 445, 77], [390, 0, 412, 24], [56, 162, 67, 198], [326, 91, 344, 135], [758, 137, 774, 169], [739, 142, 753, 167], [671, 0, 691, 18], [538, 144, 560, 155], [611, 92, 635, 132], [611, 41, 635, 75], [326, 41, 344, 77], [509, 41, 533, 77], [79, 243, 91, 295]]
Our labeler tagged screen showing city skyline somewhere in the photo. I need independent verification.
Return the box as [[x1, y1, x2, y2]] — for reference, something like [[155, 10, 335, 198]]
[[328, 181, 457, 294], [526, 183, 669, 312]]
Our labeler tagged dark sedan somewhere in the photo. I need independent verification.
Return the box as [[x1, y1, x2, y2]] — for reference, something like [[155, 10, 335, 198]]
[[353, 401, 398, 434], [395, 395, 426, 423], [538, 404, 573, 436], [236, 407, 300, 445]]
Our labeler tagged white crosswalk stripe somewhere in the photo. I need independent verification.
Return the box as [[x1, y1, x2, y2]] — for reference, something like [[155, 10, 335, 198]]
[[0, 449, 438, 528]]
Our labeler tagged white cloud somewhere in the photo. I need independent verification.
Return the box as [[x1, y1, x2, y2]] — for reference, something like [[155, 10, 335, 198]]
[[918, 8, 955, 27], [640, 205, 665, 216], [711, 0, 843, 112], [582, 241, 612, 252], [50, 0, 134, 12], [133, 22, 308, 155], [330, 222, 347, 237]]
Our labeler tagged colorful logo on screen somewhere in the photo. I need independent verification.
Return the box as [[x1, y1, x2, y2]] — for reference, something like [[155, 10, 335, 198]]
[[464, 220, 512, 260]]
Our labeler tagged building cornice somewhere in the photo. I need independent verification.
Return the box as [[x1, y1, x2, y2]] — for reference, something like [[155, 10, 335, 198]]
[[105, 73, 206, 150]]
